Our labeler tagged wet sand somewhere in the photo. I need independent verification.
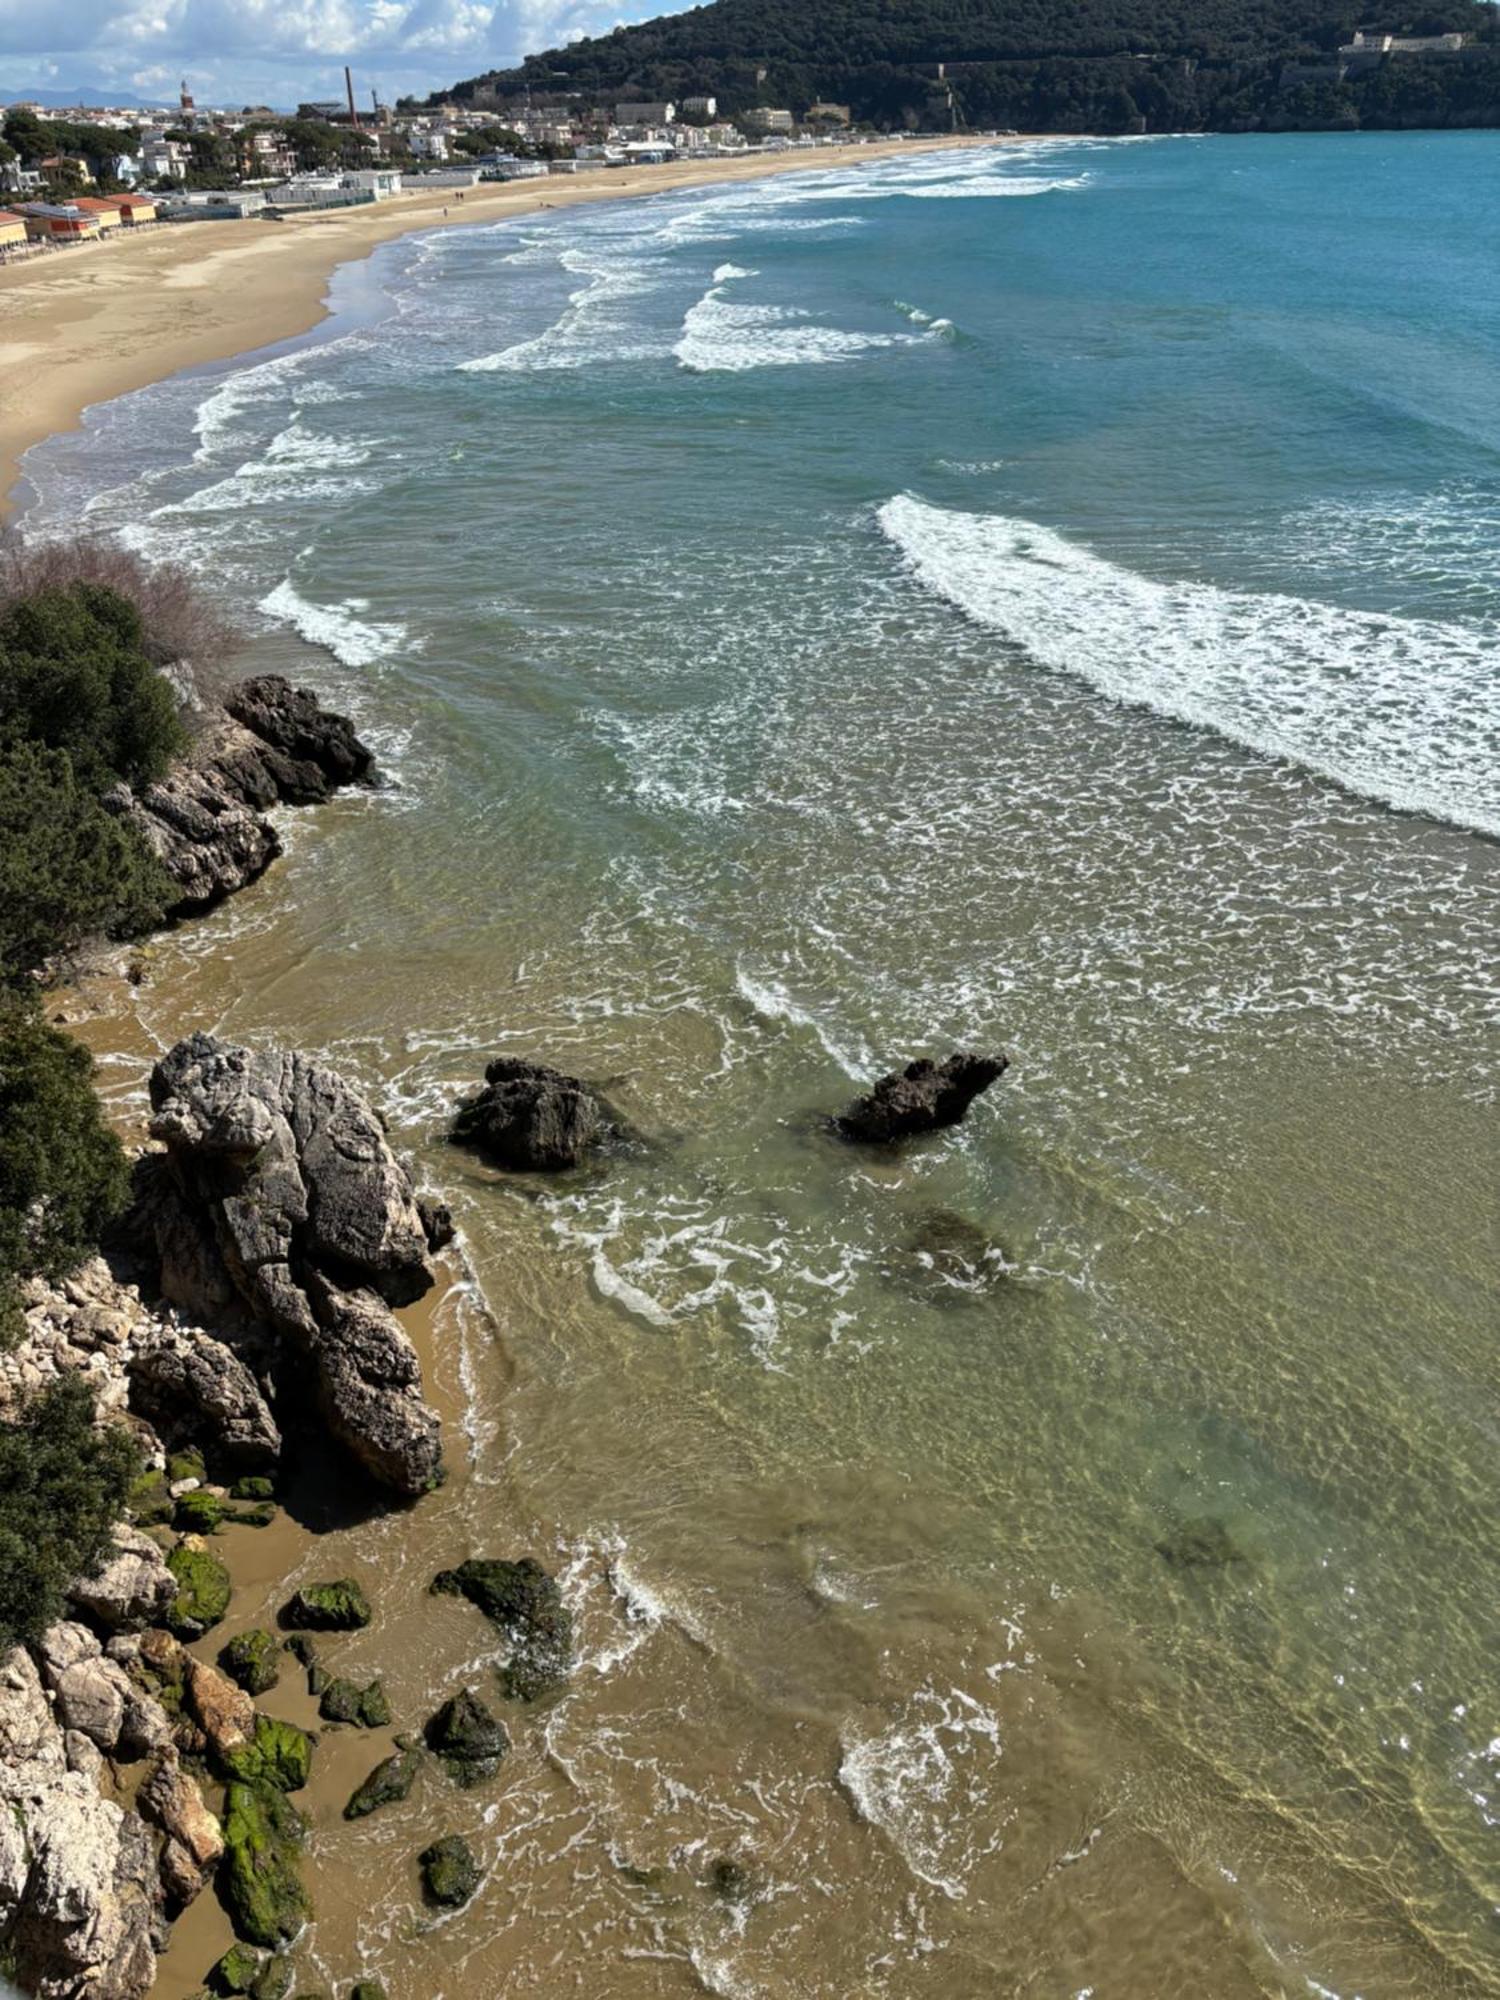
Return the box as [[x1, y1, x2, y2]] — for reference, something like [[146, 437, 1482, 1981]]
[[0, 135, 1012, 513]]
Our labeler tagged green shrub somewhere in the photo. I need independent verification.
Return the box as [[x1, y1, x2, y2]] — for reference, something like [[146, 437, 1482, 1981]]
[[0, 741, 172, 982], [0, 1374, 139, 1650], [0, 992, 130, 1338], [0, 581, 185, 790]]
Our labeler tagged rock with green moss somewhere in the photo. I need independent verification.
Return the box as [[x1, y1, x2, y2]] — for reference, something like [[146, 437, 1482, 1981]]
[[279, 1579, 371, 1632], [248, 1958, 293, 2000], [231, 1475, 276, 1501], [343, 1745, 421, 1821], [223, 1714, 314, 1793], [430, 1557, 572, 1701], [176, 1489, 230, 1534], [165, 1540, 232, 1638], [221, 1778, 310, 1947], [209, 1942, 265, 1994], [168, 1446, 207, 1486], [349, 1982, 389, 2000], [220, 1629, 281, 1696], [127, 1467, 175, 1526], [423, 1688, 508, 1788], [318, 1677, 390, 1729], [418, 1835, 480, 1908]]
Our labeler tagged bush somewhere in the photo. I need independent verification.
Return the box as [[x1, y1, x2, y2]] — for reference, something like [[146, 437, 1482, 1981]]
[[0, 991, 130, 1337], [0, 581, 185, 790], [0, 741, 172, 982], [0, 1373, 140, 1651]]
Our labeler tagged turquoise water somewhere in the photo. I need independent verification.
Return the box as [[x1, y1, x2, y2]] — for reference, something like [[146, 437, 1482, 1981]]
[[30, 133, 1500, 1996]]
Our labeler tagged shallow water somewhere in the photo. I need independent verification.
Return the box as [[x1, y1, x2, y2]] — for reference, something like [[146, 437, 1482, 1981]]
[[28, 133, 1500, 1996]]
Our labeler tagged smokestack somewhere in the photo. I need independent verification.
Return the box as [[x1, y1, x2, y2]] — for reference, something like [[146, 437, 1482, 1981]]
[[345, 64, 361, 128]]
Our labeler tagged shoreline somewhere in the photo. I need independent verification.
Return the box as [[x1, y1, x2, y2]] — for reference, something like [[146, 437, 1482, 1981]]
[[0, 133, 1020, 515]]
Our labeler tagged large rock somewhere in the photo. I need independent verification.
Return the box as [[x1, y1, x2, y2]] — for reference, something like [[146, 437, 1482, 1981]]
[[423, 1689, 509, 1789], [137, 1749, 223, 1910], [129, 1034, 443, 1498], [105, 677, 375, 919], [451, 1058, 609, 1172], [184, 1655, 255, 1758], [430, 1558, 573, 1702], [219, 1779, 310, 1948], [831, 1052, 1008, 1145], [68, 1524, 178, 1634], [128, 1330, 281, 1473]]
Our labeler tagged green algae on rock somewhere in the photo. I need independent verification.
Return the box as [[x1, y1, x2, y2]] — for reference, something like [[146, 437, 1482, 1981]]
[[430, 1557, 572, 1701], [418, 1834, 481, 1908], [318, 1676, 390, 1728], [279, 1579, 372, 1631], [222, 1714, 314, 1793], [343, 1743, 422, 1821], [208, 1941, 264, 1993], [165, 1539, 232, 1638], [220, 1629, 281, 1697], [220, 1778, 311, 1947], [423, 1688, 509, 1788]]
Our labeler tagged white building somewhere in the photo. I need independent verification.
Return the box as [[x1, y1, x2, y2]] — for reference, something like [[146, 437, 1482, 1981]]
[[140, 132, 190, 181], [407, 128, 450, 160], [679, 95, 718, 118], [342, 168, 403, 199]]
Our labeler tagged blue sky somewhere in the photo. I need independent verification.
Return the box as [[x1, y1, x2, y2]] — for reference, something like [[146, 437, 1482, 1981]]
[[0, 0, 687, 111]]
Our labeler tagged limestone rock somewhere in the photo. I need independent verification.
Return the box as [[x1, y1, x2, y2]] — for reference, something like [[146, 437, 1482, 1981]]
[[302, 1277, 443, 1499], [68, 1524, 178, 1634], [128, 1331, 281, 1472], [832, 1052, 1008, 1145], [138, 1748, 223, 1909], [450, 1057, 609, 1172], [185, 1655, 255, 1757]]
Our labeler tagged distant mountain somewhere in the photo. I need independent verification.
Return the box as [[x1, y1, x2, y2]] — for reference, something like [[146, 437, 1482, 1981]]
[[0, 87, 168, 110], [433, 0, 1500, 133]]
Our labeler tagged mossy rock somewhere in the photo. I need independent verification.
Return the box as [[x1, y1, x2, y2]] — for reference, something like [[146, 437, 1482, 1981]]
[[220, 1778, 310, 1948], [232, 1501, 277, 1529], [343, 1745, 421, 1821], [281, 1634, 327, 1696], [176, 1490, 230, 1535], [423, 1689, 509, 1788], [319, 1677, 390, 1729], [279, 1579, 371, 1632], [168, 1447, 207, 1485], [430, 1558, 572, 1702], [247, 1958, 293, 2000], [127, 1468, 174, 1527], [223, 1714, 314, 1794], [165, 1541, 232, 1639], [230, 1476, 276, 1501], [219, 1630, 281, 1697], [418, 1835, 481, 1908], [349, 1982, 389, 2000], [209, 1942, 264, 1994]]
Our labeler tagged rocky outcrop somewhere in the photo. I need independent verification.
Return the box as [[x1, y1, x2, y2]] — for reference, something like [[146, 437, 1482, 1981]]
[[128, 1033, 443, 1497], [127, 1332, 280, 1473], [450, 1057, 611, 1172], [831, 1052, 1008, 1144], [137, 1749, 224, 1912], [68, 1525, 178, 1635], [431, 1557, 573, 1703], [103, 675, 375, 919]]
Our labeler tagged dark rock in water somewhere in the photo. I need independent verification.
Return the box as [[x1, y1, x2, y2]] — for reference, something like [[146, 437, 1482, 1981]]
[[231, 1476, 276, 1502], [280, 1579, 371, 1632], [418, 1835, 481, 1909], [343, 1746, 421, 1821], [430, 1557, 573, 1702], [832, 1052, 1008, 1145], [423, 1688, 509, 1788], [175, 1489, 229, 1535], [887, 1209, 1014, 1306], [708, 1856, 752, 1904], [450, 1057, 608, 1172], [105, 677, 375, 920], [417, 1196, 455, 1251], [220, 1778, 310, 1948], [319, 1676, 390, 1729], [209, 1942, 265, 1994], [221, 1715, 314, 1794], [349, 1982, 389, 2000], [220, 1629, 281, 1697], [249, 1968, 293, 2000], [128, 1032, 444, 1498], [1155, 1518, 1246, 1569]]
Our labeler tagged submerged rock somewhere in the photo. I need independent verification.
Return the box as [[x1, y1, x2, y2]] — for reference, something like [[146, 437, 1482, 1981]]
[[418, 1834, 481, 1909], [279, 1579, 371, 1633], [220, 1778, 310, 1948], [450, 1058, 609, 1172], [423, 1689, 509, 1788], [1155, 1518, 1247, 1569], [430, 1557, 573, 1702], [342, 1745, 421, 1821], [885, 1209, 1014, 1306], [318, 1677, 390, 1729], [832, 1052, 1008, 1145]]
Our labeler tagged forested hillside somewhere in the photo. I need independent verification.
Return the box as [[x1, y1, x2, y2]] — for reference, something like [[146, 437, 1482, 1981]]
[[433, 0, 1500, 132]]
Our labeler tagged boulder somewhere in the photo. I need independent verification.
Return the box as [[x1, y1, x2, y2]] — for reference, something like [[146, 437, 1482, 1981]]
[[221, 1716, 313, 1794], [418, 1834, 480, 1909], [184, 1655, 255, 1757], [450, 1058, 609, 1172], [164, 1540, 232, 1639], [2, 1768, 159, 1997], [223, 678, 374, 801], [318, 1677, 390, 1729], [68, 1524, 178, 1633], [137, 1748, 223, 1909], [342, 1745, 421, 1822], [299, 1276, 443, 1499], [219, 1629, 281, 1697], [831, 1052, 1008, 1145], [430, 1557, 573, 1702], [219, 1778, 310, 1948], [128, 1331, 281, 1472], [209, 1943, 266, 1994], [417, 1196, 455, 1252], [423, 1689, 509, 1789], [279, 1579, 371, 1633], [51, 1656, 132, 1754]]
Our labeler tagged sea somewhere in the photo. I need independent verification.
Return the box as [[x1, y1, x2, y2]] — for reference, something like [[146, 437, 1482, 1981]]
[[21, 131, 1500, 1998]]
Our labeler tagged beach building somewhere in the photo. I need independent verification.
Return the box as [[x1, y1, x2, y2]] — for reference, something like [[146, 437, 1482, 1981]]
[[743, 108, 796, 134], [100, 193, 159, 224], [343, 168, 403, 199], [0, 211, 29, 251], [680, 95, 718, 117], [18, 202, 102, 242], [160, 189, 267, 219], [69, 198, 125, 232]]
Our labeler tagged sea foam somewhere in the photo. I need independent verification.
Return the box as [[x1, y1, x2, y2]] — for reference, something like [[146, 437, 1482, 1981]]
[[258, 578, 408, 668], [878, 494, 1500, 836]]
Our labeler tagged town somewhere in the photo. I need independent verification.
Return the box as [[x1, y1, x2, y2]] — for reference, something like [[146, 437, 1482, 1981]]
[[0, 73, 876, 256]]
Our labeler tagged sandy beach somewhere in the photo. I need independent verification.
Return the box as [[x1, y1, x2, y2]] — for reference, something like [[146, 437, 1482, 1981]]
[[0, 135, 1007, 511]]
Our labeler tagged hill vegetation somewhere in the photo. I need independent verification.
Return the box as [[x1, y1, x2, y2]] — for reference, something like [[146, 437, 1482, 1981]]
[[437, 0, 1500, 132]]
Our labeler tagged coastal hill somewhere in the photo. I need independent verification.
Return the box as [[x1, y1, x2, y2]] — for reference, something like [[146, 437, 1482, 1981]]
[[431, 0, 1500, 132]]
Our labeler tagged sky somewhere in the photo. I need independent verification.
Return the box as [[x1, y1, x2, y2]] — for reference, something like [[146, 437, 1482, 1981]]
[[0, 0, 688, 111]]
